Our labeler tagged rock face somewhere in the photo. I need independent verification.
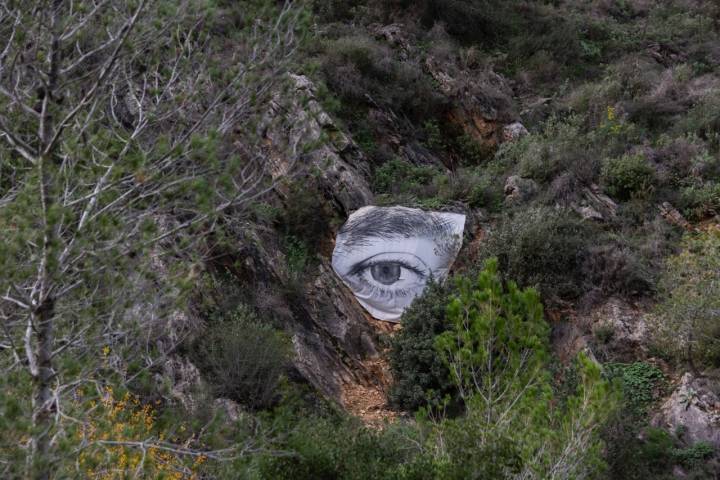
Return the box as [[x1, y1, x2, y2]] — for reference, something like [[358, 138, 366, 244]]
[[237, 75, 387, 403], [423, 55, 516, 155], [653, 373, 720, 447], [553, 297, 647, 363], [260, 73, 373, 214]]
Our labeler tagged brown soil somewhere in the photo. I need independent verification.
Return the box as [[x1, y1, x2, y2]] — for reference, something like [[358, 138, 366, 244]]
[[341, 370, 398, 428], [341, 317, 401, 428]]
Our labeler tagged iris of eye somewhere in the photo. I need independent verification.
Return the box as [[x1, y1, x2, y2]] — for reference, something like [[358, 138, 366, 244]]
[[370, 263, 402, 285]]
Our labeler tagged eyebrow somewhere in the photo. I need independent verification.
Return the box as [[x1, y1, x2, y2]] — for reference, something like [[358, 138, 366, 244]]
[[337, 207, 456, 250]]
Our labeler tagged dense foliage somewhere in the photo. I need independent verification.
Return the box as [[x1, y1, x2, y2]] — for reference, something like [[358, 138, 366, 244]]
[[3, 0, 720, 477], [388, 281, 456, 411]]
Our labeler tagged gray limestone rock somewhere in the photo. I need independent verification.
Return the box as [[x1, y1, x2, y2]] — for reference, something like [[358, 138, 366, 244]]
[[653, 373, 720, 447]]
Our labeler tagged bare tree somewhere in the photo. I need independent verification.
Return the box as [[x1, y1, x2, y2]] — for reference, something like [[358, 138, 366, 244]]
[[0, 0, 302, 477]]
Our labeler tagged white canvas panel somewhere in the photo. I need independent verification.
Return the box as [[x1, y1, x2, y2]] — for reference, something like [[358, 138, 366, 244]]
[[332, 206, 466, 322]]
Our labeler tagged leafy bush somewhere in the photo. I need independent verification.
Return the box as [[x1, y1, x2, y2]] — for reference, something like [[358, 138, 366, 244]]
[[511, 116, 594, 184], [191, 305, 291, 410], [582, 241, 655, 299], [679, 182, 720, 220], [466, 171, 504, 211], [280, 179, 337, 247], [481, 207, 594, 301], [283, 235, 311, 275], [676, 90, 720, 144], [388, 282, 456, 411], [604, 362, 665, 418], [673, 441, 715, 469], [421, 0, 519, 45], [604, 424, 718, 479], [601, 152, 656, 200]]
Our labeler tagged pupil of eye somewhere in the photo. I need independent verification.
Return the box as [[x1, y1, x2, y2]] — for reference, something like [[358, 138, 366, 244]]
[[370, 263, 401, 285]]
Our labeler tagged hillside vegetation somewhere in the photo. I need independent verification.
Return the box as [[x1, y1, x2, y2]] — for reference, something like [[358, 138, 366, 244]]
[[1, 0, 720, 478]]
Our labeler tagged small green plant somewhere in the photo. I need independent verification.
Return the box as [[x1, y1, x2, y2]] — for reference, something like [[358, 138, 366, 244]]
[[601, 152, 656, 200], [423, 119, 445, 150], [673, 441, 715, 468], [604, 362, 664, 417], [650, 231, 720, 370], [455, 133, 491, 165], [481, 207, 594, 302], [594, 324, 616, 344], [283, 235, 310, 275], [251, 201, 281, 224]]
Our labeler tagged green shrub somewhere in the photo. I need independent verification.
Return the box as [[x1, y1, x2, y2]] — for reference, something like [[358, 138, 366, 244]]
[[254, 416, 435, 480], [673, 441, 715, 468], [454, 133, 492, 165], [421, 0, 519, 45], [434, 259, 616, 479], [320, 33, 445, 121], [601, 153, 656, 200], [679, 182, 720, 220], [372, 158, 440, 196], [676, 90, 720, 143], [604, 424, 717, 479], [280, 179, 337, 247], [191, 305, 291, 410], [466, 171, 504, 211], [500, 116, 600, 185], [481, 207, 593, 301], [283, 235, 310, 275], [594, 324, 616, 345], [388, 281, 457, 411], [423, 120, 445, 151], [250, 201, 282, 225]]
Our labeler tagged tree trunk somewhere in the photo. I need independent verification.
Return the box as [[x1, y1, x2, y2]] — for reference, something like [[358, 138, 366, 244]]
[[30, 299, 55, 480]]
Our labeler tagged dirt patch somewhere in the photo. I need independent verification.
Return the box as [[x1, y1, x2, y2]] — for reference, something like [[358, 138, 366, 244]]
[[341, 317, 400, 427], [341, 372, 398, 428]]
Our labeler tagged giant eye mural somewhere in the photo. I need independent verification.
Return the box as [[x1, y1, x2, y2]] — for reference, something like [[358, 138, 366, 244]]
[[332, 206, 466, 322]]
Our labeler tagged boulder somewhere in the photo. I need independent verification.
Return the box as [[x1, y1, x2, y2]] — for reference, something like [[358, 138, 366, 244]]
[[570, 184, 618, 222], [659, 201, 694, 231], [502, 122, 529, 142], [653, 373, 720, 447], [504, 175, 538, 203]]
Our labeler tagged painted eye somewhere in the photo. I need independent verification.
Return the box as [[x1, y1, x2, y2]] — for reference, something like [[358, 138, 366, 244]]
[[330, 205, 467, 321], [349, 252, 429, 295], [370, 263, 401, 285]]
